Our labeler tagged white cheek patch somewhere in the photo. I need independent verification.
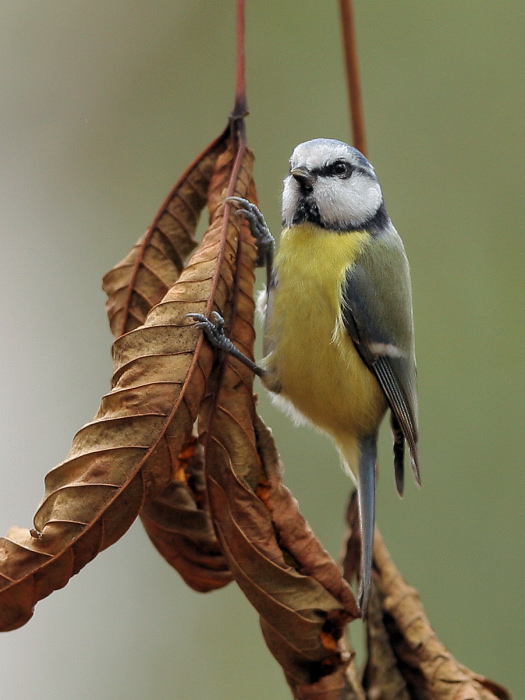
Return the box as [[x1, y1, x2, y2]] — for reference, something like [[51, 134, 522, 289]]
[[315, 173, 382, 229]]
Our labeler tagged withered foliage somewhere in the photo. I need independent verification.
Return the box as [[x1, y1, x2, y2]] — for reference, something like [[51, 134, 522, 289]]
[[345, 496, 511, 700], [0, 121, 511, 700], [140, 434, 232, 593], [0, 124, 245, 629]]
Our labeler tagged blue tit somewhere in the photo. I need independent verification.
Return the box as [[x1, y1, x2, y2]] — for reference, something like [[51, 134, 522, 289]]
[[189, 138, 419, 616]]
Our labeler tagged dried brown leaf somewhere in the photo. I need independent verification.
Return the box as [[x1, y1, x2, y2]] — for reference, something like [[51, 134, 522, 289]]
[[136, 134, 255, 590], [140, 435, 233, 592], [0, 131, 254, 631], [103, 128, 229, 337], [370, 528, 511, 700]]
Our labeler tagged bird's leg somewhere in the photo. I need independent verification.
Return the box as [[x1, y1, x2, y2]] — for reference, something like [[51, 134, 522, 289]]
[[186, 311, 266, 377], [226, 196, 274, 290]]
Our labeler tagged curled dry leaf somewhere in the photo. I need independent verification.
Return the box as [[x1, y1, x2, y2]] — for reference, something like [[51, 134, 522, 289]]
[[371, 528, 511, 700], [103, 128, 241, 593], [342, 495, 511, 699], [140, 434, 233, 592], [359, 517, 510, 700], [103, 128, 229, 337], [0, 131, 254, 631]]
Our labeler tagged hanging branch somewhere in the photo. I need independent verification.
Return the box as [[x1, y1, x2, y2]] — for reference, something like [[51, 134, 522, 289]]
[[233, 0, 248, 121], [339, 0, 367, 156]]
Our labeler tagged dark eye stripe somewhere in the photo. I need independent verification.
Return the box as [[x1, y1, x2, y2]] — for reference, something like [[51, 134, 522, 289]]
[[312, 160, 363, 179]]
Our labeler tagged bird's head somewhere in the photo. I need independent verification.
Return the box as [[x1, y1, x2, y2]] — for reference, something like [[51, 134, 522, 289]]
[[282, 138, 386, 231]]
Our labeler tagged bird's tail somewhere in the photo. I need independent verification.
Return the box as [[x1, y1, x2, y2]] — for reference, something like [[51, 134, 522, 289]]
[[339, 434, 377, 618]]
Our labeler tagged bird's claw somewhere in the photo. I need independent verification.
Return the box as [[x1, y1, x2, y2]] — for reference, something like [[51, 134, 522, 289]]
[[226, 197, 274, 267], [186, 310, 266, 377], [186, 311, 231, 353]]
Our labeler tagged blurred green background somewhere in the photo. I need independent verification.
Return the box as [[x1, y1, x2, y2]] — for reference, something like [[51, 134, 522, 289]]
[[1, 2, 523, 698]]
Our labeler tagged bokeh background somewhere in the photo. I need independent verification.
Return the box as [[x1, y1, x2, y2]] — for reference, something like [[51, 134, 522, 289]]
[[1, 2, 524, 698]]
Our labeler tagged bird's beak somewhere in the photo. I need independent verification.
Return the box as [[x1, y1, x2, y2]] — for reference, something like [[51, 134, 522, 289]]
[[290, 166, 315, 190]]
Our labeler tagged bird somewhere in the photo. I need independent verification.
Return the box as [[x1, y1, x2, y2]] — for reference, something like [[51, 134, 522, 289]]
[[189, 138, 419, 616]]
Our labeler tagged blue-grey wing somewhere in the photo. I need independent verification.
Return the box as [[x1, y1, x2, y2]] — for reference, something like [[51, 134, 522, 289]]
[[342, 227, 419, 492]]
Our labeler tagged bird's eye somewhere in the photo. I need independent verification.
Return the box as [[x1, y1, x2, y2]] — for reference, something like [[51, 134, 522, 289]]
[[332, 161, 351, 178]]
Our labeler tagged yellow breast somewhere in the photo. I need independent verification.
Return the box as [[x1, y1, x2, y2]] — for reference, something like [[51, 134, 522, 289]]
[[261, 223, 387, 443]]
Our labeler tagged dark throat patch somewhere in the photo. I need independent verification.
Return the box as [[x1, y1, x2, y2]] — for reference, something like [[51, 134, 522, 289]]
[[290, 196, 322, 226]]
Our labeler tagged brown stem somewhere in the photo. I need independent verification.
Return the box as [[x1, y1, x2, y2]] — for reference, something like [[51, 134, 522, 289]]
[[232, 0, 248, 120], [338, 0, 367, 156]]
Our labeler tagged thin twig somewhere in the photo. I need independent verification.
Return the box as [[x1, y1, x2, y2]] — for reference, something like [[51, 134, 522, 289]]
[[232, 0, 248, 120], [338, 0, 367, 156]]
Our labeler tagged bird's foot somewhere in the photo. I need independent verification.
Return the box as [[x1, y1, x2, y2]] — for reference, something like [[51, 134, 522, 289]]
[[186, 311, 232, 353], [226, 197, 274, 268], [186, 311, 265, 377]]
